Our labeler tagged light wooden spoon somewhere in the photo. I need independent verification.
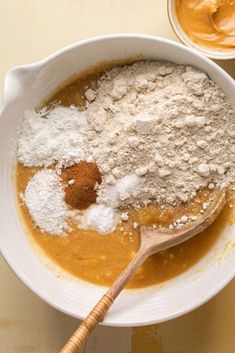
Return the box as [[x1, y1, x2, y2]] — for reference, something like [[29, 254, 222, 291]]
[[60, 189, 226, 353]]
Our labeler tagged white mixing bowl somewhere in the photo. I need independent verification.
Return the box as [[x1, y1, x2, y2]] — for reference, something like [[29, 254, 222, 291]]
[[0, 34, 234, 326]]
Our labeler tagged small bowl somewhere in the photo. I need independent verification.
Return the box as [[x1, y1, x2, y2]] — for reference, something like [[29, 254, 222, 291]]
[[167, 0, 235, 60], [0, 34, 235, 326]]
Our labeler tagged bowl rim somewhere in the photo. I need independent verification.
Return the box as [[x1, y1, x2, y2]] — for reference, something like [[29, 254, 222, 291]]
[[0, 33, 235, 326], [167, 0, 235, 60]]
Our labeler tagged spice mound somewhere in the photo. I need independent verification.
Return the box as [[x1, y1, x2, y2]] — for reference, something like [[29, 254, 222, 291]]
[[17, 60, 235, 235], [61, 161, 101, 210]]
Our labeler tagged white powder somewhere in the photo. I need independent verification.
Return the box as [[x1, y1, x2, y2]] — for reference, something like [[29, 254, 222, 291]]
[[23, 169, 69, 234], [81, 204, 117, 233], [100, 174, 141, 207], [17, 106, 86, 167]]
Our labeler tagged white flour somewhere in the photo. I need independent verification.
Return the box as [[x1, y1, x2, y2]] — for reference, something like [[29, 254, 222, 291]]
[[17, 60, 235, 234], [23, 170, 69, 234], [84, 61, 235, 206]]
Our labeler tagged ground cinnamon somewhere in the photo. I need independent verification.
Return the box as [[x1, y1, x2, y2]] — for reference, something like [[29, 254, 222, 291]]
[[61, 161, 102, 210]]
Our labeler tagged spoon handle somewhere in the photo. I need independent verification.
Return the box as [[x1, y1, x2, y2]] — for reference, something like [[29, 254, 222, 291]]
[[60, 293, 113, 353], [60, 248, 148, 353]]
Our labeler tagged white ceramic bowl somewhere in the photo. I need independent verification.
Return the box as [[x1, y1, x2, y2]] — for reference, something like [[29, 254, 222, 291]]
[[167, 0, 235, 60], [0, 34, 235, 327]]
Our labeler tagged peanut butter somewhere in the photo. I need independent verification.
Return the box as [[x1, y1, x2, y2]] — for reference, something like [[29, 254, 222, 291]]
[[175, 0, 235, 51]]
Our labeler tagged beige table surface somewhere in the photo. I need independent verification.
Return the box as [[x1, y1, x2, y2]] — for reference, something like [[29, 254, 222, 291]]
[[0, 1, 234, 352]]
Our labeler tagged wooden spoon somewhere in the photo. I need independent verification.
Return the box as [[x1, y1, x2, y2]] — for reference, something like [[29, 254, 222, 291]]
[[60, 189, 226, 353]]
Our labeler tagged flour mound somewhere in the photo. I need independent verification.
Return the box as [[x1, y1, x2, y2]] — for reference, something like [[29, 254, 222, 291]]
[[17, 106, 86, 167], [83, 61, 235, 206], [23, 170, 69, 234]]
